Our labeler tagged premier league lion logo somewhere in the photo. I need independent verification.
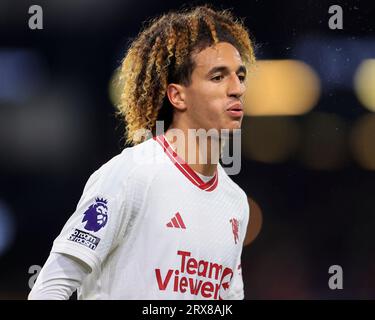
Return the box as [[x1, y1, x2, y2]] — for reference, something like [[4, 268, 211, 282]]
[[82, 197, 108, 232]]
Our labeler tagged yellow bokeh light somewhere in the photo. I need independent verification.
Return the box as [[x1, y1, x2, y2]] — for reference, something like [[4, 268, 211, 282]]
[[108, 68, 123, 107], [354, 59, 375, 112], [350, 114, 375, 170], [244, 60, 321, 116]]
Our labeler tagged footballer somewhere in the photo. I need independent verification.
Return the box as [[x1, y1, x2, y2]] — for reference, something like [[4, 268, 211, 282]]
[[28, 5, 255, 300]]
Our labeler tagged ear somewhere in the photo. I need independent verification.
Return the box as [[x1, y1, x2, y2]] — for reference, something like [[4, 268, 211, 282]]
[[166, 83, 187, 111]]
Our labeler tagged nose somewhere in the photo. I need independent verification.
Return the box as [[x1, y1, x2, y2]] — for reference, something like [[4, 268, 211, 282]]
[[227, 73, 245, 99]]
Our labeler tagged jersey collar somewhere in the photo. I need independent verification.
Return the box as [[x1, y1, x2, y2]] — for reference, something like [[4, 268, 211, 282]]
[[154, 135, 218, 192]]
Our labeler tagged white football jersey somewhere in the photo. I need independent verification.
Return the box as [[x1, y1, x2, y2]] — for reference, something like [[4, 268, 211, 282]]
[[51, 135, 250, 300]]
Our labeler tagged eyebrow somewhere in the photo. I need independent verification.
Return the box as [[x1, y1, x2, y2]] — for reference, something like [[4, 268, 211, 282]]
[[206, 65, 247, 77]]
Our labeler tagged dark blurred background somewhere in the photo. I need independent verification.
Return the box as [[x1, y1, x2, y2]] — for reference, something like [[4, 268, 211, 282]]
[[1, 0, 375, 299]]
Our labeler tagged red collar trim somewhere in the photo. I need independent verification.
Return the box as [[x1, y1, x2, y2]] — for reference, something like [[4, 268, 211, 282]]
[[154, 135, 218, 192]]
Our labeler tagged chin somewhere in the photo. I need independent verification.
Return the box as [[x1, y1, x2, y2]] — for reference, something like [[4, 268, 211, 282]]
[[226, 120, 242, 131]]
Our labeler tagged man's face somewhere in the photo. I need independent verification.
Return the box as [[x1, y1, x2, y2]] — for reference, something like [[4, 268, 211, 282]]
[[182, 42, 246, 132]]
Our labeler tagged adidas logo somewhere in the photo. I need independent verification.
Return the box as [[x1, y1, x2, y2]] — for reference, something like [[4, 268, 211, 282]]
[[166, 212, 186, 229]]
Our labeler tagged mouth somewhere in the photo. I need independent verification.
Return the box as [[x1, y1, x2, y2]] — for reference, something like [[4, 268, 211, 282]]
[[226, 103, 244, 118]]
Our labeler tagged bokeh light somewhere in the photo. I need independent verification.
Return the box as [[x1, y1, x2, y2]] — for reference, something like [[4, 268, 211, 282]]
[[244, 197, 263, 246], [0, 200, 16, 257], [244, 60, 321, 116], [0, 86, 90, 172], [109, 67, 123, 107], [0, 49, 47, 103], [354, 59, 375, 112], [350, 114, 375, 170]]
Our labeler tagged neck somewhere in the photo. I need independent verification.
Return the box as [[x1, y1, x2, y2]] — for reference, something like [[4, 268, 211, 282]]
[[164, 125, 221, 177]]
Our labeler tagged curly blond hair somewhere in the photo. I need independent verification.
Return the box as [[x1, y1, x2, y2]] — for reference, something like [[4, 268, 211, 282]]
[[116, 5, 255, 145]]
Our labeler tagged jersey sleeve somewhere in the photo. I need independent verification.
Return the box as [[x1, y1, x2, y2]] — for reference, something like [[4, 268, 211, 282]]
[[28, 252, 89, 300], [51, 157, 130, 274]]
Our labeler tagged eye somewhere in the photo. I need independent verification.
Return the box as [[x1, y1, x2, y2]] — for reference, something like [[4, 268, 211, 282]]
[[211, 74, 224, 82], [238, 74, 246, 83]]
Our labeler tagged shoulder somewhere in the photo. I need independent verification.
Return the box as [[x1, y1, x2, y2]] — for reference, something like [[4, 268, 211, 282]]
[[85, 138, 164, 196]]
